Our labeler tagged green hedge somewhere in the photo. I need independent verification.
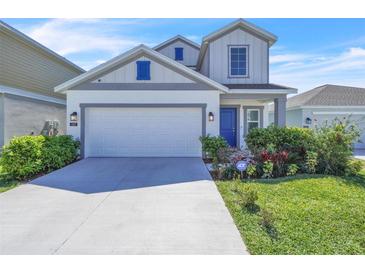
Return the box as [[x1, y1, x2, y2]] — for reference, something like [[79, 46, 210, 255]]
[[245, 120, 361, 176], [245, 125, 315, 155], [1, 135, 79, 180]]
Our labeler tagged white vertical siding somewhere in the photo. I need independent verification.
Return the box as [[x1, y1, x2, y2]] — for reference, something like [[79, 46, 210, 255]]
[[92, 56, 194, 84], [200, 47, 210, 77], [208, 29, 269, 84], [156, 40, 200, 67]]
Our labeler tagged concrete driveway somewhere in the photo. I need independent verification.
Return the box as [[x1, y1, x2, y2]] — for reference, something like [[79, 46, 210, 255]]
[[0, 158, 247, 255]]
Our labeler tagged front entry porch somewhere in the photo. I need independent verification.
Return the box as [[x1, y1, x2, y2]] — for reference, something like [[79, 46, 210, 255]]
[[219, 92, 289, 148]]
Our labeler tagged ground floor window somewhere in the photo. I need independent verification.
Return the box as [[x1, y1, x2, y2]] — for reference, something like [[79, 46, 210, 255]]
[[247, 109, 260, 132]]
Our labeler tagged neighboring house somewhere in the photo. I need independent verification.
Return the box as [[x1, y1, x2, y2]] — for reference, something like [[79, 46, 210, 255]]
[[0, 20, 84, 148], [269, 84, 365, 149], [55, 19, 296, 158]]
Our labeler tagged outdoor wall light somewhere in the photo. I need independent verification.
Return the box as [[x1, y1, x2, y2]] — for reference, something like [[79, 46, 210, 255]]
[[208, 112, 214, 122], [305, 117, 312, 125], [70, 112, 78, 122]]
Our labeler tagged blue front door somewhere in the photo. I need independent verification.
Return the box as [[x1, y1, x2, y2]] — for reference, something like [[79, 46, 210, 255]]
[[220, 108, 237, 147]]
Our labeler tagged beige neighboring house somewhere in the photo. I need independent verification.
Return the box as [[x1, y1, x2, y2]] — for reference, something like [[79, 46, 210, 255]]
[[0, 20, 84, 148]]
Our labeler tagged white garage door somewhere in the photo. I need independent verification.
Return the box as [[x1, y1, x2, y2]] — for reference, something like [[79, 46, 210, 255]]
[[84, 107, 203, 157], [314, 113, 365, 149]]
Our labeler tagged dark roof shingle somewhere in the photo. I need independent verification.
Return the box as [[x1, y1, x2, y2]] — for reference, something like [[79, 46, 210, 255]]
[[287, 84, 365, 108]]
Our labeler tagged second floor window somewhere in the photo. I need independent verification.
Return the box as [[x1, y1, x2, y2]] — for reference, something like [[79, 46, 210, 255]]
[[229, 45, 248, 77], [175, 47, 184, 61]]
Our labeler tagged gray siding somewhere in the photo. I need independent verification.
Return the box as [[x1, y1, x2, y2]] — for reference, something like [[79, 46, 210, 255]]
[[0, 28, 81, 98], [3, 95, 66, 146], [92, 55, 195, 84], [156, 40, 199, 67], [200, 47, 209, 77], [286, 109, 303, 127], [208, 28, 268, 84]]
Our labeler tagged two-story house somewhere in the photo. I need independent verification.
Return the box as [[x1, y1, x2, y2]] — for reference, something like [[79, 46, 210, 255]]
[[55, 19, 297, 158], [0, 20, 84, 148]]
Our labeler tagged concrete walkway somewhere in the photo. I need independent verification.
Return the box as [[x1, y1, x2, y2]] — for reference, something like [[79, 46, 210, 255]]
[[0, 158, 247, 255]]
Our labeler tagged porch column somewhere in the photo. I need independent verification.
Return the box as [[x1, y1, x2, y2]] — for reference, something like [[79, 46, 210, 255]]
[[274, 97, 287, 127]]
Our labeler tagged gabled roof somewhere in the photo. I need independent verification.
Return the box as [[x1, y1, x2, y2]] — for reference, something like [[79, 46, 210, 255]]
[[153, 35, 200, 51], [55, 44, 229, 93], [287, 84, 365, 108], [197, 19, 277, 70], [0, 20, 85, 73]]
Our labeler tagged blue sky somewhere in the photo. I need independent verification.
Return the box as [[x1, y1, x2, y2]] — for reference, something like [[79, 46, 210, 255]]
[[3, 18, 365, 93]]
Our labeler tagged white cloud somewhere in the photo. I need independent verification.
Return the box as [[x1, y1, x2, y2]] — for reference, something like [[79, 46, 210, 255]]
[[271, 47, 365, 93], [270, 53, 313, 64], [24, 19, 154, 57]]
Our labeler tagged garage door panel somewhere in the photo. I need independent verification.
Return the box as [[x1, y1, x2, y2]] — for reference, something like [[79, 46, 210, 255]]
[[85, 107, 202, 157]]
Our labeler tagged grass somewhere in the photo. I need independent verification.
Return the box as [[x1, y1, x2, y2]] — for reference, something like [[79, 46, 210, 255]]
[[216, 163, 365, 255], [0, 166, 20, 193]]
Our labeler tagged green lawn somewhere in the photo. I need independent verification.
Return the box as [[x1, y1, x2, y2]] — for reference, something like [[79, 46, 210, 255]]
[[217, 165, 365, 255]]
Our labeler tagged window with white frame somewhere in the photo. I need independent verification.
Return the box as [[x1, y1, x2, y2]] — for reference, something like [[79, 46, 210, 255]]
[[247, 109, 260, 132], [228, 45, 248, 77]]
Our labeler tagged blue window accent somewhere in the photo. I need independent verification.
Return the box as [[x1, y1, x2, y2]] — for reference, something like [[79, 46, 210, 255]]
[[175, 47, 184, 61], [229, 46, 248, 77], [136, 61, 151, 80]]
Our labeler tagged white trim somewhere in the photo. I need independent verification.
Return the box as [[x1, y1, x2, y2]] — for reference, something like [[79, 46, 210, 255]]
[[228, 89, 297, 94], [313, 111, 365, 115], [55, 44, 228, 93], [0, 85, 66, 105], [153, 35, 200, 51], [228, 45, 249, 78], [0, 20, 84, 73], [247, 108, 260, 130], [202, 19, 277, 46]]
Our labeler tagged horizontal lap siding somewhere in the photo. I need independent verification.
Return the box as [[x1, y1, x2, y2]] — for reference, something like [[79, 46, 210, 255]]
[[0, 30, 80, 97]]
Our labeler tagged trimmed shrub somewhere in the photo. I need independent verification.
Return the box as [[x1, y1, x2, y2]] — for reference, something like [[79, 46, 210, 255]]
[[345, 159, 363, 176], [286, 163, 299, 176], [1, 135, 79, 180], [42, 135, 80, 172], [1, 136, 45, 180], [305, 151, 318, 174], [199, 135, 228, 161], [245, 125, 315, 156]]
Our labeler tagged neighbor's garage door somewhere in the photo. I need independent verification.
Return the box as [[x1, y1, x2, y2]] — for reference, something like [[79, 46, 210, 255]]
[[314, 113, 365, 149], [84, 107, 203, 157]]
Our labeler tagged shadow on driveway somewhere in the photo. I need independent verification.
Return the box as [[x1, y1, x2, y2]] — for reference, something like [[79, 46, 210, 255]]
[[31, 157, 212, 194]]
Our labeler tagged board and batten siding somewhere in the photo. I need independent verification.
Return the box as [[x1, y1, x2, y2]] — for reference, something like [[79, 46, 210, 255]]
[[200, 47, 210, 77], [156, 40, 200, 67], [0, 29, 81, 98], [208, 28, 269, 84], [92, 56, 195, 84]]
